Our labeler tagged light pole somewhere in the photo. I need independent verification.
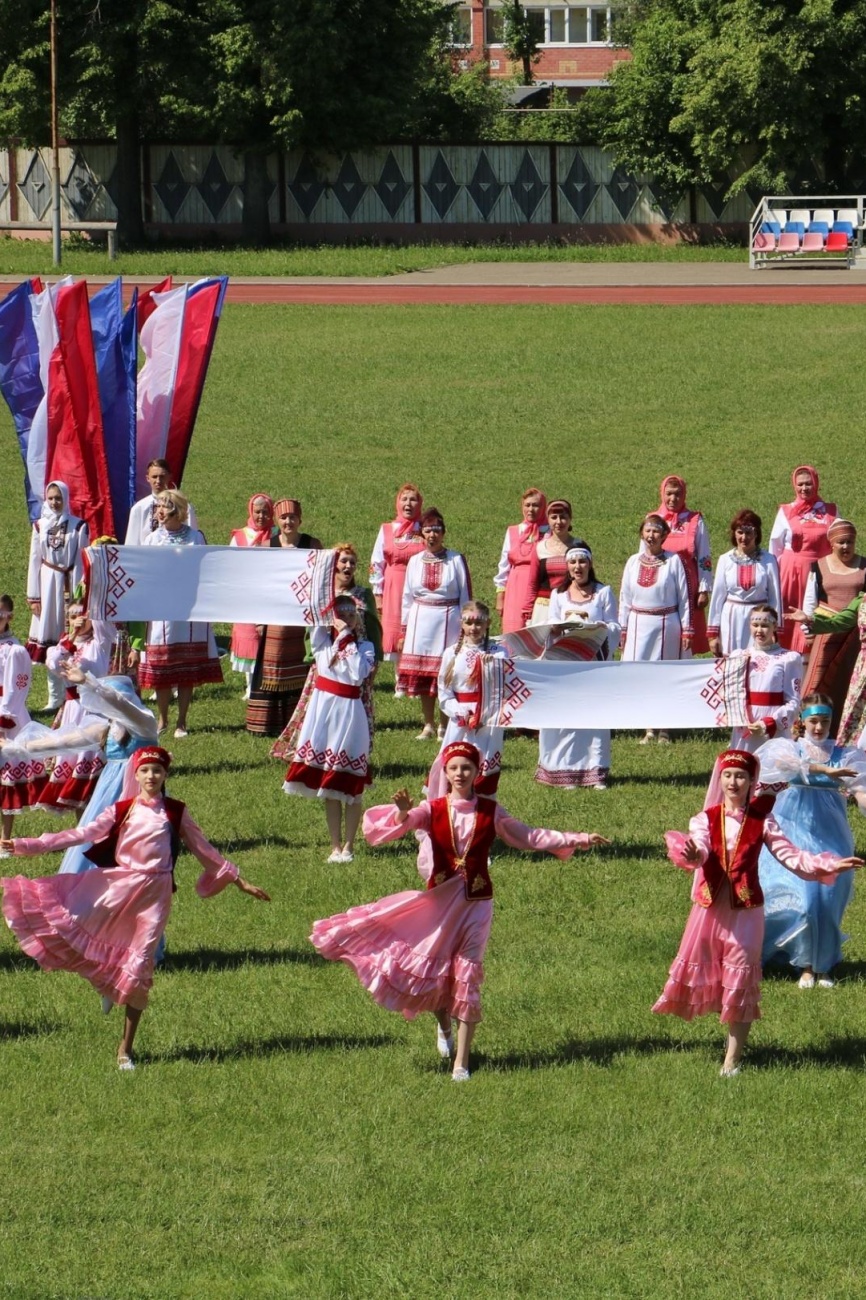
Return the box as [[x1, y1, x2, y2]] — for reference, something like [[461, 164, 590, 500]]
[[49, 0, 61, 266]]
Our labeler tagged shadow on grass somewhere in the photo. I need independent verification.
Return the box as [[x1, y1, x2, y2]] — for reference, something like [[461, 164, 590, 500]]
[[612, 772, 708, 789], [210, 835, 296, 852], [0, 951, 40, 973], [145, 1030, 399, 1065], [0, 1017, 62, 1040], [373, 761, 430, 780], [160, 945, 321, 973], [174, 757, 274, 776]]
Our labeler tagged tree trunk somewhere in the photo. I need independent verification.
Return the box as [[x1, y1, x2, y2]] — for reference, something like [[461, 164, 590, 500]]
[[113, 108, 144, 248], [242, 149, 272, 244]]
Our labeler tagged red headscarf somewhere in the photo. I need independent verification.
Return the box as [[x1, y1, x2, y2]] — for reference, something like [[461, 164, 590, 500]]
[[245, 494, 275, 546], [658, 475, 688, 526], [788, 465, 820, 519], [393, 483, 423, 539], [521, 486, 548, 542], [442, 741, 482, 772]]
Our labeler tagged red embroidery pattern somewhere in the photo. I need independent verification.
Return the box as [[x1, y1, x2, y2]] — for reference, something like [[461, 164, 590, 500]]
[[422, 559, 443, 592], [699, 658, 726, 712], [15, 674, 29, 690], [104, 545, 136, 619], [293, 738, 368, 774], [498, 660, 532, 726]]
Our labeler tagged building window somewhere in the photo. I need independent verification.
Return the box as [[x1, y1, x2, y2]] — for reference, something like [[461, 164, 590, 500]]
[[484, 4, 613, 47], [448, 5, 473, 45]]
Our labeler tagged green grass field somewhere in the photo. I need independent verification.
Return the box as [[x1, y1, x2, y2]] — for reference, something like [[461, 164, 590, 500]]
[[0, 237, 747, 279], [2, 301, 866, 1298]]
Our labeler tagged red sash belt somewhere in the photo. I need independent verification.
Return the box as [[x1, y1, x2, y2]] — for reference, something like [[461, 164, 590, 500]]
[[635, 605, 677, 616], [455, 691, 480, 703], [65, 687, 79, 701], [747, 691, 784, 705], [314, 677, 361, 699]]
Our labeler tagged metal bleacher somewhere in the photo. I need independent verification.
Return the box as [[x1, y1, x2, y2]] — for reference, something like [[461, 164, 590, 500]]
[[749, 195, 864, 269]]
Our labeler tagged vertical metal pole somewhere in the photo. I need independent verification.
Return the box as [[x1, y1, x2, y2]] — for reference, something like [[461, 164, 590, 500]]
[[49, 0, 61, 266]]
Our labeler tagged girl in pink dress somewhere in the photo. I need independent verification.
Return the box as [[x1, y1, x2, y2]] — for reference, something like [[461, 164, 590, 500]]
[[652, 747, 861, 1076], [311, 740, 610, 1081], [494, 488, 549, 634], [655, 475, 712, 654], [1, 745, 269, 1070], [369, 484, 426, 661], [228, 493, 274, 698], [769, 465, 838, 652]]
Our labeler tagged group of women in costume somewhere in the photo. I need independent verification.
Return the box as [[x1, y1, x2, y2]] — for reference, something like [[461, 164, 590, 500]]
[[3, 463, 866, 1079]]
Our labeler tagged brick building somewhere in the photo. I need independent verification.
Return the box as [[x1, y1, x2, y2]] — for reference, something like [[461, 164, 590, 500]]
[[449, 2, 629, 92]]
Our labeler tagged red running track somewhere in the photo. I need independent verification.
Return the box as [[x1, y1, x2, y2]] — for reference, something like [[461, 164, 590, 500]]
[[224, 282, 866, 306]]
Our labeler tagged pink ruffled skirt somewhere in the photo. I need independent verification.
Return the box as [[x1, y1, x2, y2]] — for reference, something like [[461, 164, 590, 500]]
[[311, 874, 492, 1023], [1, 866, 174, 1010], [652, 894, 764, 1024]]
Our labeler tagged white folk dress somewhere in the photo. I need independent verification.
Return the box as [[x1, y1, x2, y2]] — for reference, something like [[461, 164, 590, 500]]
[[0, 633, 41, 814], [282, 628, 376, 804], [396, 549, 472, 697], [426, 641, 508, 797], [26, 503, 89, 662], [727, 643, 802, 752], [706, 549, 783, 654], [535, 585, 621, 788], [37, 635, 111, 812], [620, 551, 691, 661]]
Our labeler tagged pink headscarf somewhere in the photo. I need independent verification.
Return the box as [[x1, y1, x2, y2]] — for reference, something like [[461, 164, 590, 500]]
[[393, 483, 423, 539], [788, 465, 821, 519], [245, 494, 275, 546], [658, 475, 688, 526], [521, 486, 548, 542]]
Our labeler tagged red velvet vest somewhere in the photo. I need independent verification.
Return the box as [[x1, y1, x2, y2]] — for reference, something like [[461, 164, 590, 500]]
[[84, 796, 186, 890], [695, 794, 775, 910], [427, 796, 497, 901]]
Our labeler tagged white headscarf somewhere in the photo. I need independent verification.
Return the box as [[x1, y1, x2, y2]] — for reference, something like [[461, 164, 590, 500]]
[[41, 480, 70, 528]]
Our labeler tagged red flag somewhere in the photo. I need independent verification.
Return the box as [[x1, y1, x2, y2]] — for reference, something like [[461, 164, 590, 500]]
[[137, 276, 173, 332], [164, 278, 226, 484]]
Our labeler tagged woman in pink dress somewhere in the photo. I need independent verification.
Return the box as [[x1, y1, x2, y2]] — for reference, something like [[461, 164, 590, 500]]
[[311, 740, 610, 1081], [655, 475, 712, 654], [801, 518, 866, 731], [228, 493, 274, 698], [369, 484, 426, 661], [1, 745, 269, 1069], [522, 499, 580, 625], [494, 487, 549, 633], [769, 465, 838, 652], [652, 747, 860, 1076]]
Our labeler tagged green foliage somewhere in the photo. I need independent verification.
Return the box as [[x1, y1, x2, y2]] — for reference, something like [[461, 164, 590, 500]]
[[488, 87, 603, 142], [603, 0, 866, 202], [502, 0, 543, 84]]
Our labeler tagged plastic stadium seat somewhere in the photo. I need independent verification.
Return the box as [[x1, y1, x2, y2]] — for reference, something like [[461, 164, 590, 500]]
[[812, 208, 835, 225], [753, 232, 776, 251], [778, 232, 801, 251], [768, 207, 788, 226], [836, 208, 859, 226], [783, 223, 805, 241], [789, 207, 811, 225], [807, 221, 829, 236], [832, 221, 854, 239], [801, 232, 825, 251], [761, 221, 782, 237], [826, 231, 850, 252]]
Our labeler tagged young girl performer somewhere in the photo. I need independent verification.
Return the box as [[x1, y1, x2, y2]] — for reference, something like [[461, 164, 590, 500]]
[[494, 488, 549, 634], [757, 694, 866, 987], [369, 484, 426, 661], [426, 600, 506, 798], [35, 603, 111, 815], [1, 745, 269, 1070], [311, 741, 610, 1081], [725, 604, 801, 753], [0, 596, 39, 839], [282, 594, 376, 862], [652, 747, 861, 1076]]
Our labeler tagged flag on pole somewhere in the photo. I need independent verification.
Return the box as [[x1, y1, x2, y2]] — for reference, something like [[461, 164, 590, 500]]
[[0, 278, 44, 520], [89, 278, 138, 540]]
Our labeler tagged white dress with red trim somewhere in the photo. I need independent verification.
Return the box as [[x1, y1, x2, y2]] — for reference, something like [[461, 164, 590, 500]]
[[620, 551, 691, 661], [536, 585, 620, 789], [706, 549, 783, 654], [35, 635, 110, 813], [396, 549, 472, 697], [425, 641, 507, 797], [282, 627, 375, 804], [726, 644, 802, 752], [137, 527, 223, 690], [0, 634, 43, 814], [26, 515, 89, 662]]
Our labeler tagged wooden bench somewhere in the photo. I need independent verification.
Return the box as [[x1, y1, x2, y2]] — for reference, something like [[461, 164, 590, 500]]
[[0, 220, 117, 260]]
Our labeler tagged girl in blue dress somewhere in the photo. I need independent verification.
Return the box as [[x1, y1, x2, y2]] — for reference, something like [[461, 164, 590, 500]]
[[757, 693, 866, 987]]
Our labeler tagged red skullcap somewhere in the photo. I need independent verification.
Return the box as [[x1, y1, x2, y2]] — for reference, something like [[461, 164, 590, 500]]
[[718, 749, 758, 780], [441, 741, 482, 771], [133, 745, 172, 773]]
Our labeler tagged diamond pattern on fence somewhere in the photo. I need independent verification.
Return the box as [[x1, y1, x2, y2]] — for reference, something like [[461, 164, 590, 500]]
[[288, 154, 327, 219], [375, 151, 411, 218], [701, 182, 730, 220], [332, 155, 367, 218], [62, 151, 99, 219], [511, 150, 546, 220], [467, 151, 503, 219], [154, 152, 191, 219], [559, 150, 599, 219], [606, 166, 640, 219], [644, 178, 681, 222], [196, 152, 234, 220], [0, 163, 7, 212], [18, 151, 51, 219], [424, 151, 460, 220]]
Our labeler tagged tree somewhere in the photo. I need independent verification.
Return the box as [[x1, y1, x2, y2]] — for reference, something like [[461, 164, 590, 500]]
[[600, 0, 866, 202], [502, 0, 542, 85]]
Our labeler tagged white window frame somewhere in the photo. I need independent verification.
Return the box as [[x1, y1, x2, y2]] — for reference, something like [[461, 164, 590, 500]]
[[483, 3, 613, 48]]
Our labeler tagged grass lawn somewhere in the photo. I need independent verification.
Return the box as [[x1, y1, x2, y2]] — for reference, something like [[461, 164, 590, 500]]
[[0, 237, 747, 279], [1, 301, 866, 1298]]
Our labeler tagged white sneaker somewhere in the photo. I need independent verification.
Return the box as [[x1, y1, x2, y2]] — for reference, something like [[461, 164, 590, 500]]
[[593, 783, 608, 791], [173, 727, 189, 739], [415, 725, 436, 741], [817, 975, 835, 988], [798, 972, 816, 989], [100, 995, 114, 1015], [327, 850, 343, 863], [339, 850, 354, 863], [719, 1064, 741, 1078], [451, 1067, 470, 1082], [117, 1054, 135, 1071], [436, 1025, 454, 1059]]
